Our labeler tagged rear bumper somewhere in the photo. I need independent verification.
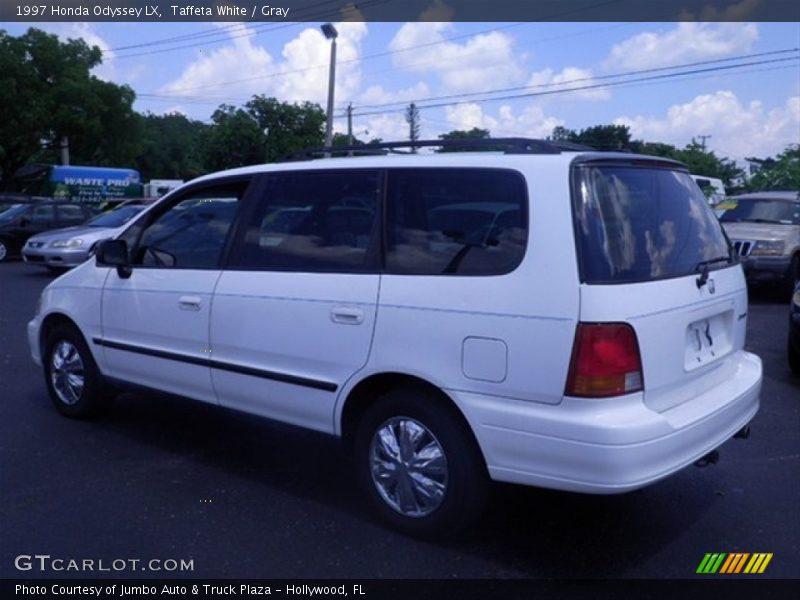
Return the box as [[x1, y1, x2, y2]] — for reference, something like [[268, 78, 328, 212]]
[[454, 350, 762, 493]]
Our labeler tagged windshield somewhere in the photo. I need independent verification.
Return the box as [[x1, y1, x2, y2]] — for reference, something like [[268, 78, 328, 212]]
[[573, 163, 731, 284], [85, 205, 145, 228], [0, 204, 28, 223], [718, 198, 800, 225]]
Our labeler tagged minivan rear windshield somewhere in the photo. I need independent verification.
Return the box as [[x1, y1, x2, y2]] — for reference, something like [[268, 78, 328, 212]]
[[572, 162, 730, 284]]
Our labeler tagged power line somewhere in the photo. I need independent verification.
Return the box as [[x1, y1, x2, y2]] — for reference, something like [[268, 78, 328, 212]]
[[110, 0, 390, 60], [346, 54, 800, 118], [107, 0, 341, 52], [137, 21, 531, 96], [132, 21, 639, 97], [350, 48, 799, 112]]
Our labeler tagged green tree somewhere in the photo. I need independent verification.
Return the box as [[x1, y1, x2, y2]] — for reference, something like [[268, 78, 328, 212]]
[[551, 124, 632, 150], [672, 140, 742, 187], [550, 125, 575, 141], [135, 113, 209, 181], [245, 96, 325, 162], [436, 127, 497, 152], [205, 105, 265, 172], [405, 102, 421, 152], [746, 145, 800, 191], [0, 28, 139, 185]]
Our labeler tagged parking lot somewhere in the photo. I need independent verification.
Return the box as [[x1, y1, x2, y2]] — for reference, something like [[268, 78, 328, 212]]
[[1, 260, 798, 579]]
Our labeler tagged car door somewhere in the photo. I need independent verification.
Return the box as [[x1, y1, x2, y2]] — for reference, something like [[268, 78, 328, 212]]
[[210, 170, 382, 433], [97, 179, 250, 403]]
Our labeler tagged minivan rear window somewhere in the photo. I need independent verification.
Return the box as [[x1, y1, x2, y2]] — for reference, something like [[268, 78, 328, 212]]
[[385, 168, 527, 276], [573, 163, 730, 284]]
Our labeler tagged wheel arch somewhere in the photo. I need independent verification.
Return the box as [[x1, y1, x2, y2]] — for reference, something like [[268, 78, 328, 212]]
[[39, 312, 84, 362], [338, 371, 487, 466]]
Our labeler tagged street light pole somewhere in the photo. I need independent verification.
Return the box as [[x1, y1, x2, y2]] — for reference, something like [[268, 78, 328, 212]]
[[321, 23, 338, 152]]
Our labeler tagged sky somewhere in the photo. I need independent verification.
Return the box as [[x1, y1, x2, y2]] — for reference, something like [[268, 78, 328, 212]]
[[4, 17, 799, 164]]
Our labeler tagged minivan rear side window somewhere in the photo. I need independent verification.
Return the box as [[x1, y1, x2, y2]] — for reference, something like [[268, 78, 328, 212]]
[[232, 170, 380, 272], [385, 168, 527, 275], [573, 163, 730, 284]]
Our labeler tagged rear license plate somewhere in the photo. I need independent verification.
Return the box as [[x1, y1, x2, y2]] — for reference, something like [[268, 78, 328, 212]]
[[684, 312, 733, 370]]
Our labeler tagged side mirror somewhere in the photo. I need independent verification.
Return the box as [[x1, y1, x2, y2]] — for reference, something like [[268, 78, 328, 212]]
[[96, 239, 132, 279]]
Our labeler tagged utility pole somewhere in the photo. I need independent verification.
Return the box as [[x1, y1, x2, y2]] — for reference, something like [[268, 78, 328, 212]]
[[697, 134, 712, 150], [347, 103, 354, 156], [321, 23, 338, 153], [60, 136, 70, 165]]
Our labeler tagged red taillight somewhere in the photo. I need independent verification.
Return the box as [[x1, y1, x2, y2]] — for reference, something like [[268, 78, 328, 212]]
[[565, 323, 643, 397]]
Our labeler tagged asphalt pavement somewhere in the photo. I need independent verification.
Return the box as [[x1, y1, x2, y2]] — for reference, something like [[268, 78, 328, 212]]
[[1, 261, 798, 580]]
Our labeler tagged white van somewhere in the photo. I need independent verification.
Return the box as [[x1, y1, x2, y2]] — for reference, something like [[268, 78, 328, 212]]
[[691, 174, 727, 205], [28, 139, 761, 536]]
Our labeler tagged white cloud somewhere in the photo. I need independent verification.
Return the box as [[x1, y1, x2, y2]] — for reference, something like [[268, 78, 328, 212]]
[[359, 81, 431, 107], [276, 21, 367, 105], [159, 21, 367, 113], [443, 103, 564, 138], [604, 23, 759, 71], [615, 91, 800, 159], [359, 113, 408, 142], [159, 23, 276, 103], [527, 67, 610, 101], [388, 23, 526, 93]]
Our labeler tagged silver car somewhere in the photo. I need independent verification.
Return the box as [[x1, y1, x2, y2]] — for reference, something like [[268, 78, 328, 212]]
[[719, 191, 800, 293], [22, 205, 146, 270]]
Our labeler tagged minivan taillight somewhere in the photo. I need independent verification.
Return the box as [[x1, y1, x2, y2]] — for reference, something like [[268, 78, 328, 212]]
[[565, 323, 643, 397]]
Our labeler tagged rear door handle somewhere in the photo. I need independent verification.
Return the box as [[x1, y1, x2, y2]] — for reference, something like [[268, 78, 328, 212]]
[[331, 306, 364, 325], [179, 295, 202, 311]]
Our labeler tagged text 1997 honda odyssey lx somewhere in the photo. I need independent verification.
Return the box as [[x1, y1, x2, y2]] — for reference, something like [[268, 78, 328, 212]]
[[28, 139, 761, 536]]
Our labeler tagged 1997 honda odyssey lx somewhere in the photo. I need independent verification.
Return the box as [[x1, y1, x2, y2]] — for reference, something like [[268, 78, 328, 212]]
[[28, 139, 762, 536]]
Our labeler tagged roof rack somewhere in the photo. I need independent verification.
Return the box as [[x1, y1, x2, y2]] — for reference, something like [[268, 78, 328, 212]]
[[282, 137, 595, 161]]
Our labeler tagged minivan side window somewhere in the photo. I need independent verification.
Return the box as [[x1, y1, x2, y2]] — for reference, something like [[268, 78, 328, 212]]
[[385, 168, 527, 275], [129, 183, 246, 269], [231, 170, 380, 272]]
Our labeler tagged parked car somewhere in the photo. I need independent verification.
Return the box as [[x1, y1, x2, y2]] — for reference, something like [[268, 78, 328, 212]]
[[789, 280, 800, 376], [28, 139, 762, 536], [0, 202, 97, 262], [22, 204, 149, 271], [718, 191, 800, 293]]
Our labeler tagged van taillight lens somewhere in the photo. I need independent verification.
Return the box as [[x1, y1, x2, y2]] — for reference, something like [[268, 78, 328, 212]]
[[565, 323, 643, 397]]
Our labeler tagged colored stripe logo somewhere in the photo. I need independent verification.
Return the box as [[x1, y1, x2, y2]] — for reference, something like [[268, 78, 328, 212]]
[[697, 553, 773, 574]]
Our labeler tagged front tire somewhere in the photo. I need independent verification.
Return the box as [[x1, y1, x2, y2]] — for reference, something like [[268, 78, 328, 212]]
[[354, 387, 488, 537], [43, 324, 108, 418], [0, 239, 9, 262]]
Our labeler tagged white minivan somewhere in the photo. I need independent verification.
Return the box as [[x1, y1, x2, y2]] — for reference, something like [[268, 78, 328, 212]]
[[28, 139, 762, 536]]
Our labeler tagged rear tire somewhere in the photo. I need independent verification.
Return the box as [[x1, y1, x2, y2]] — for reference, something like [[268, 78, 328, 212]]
[[43, 324, 109, 418], [354, 387, 488, 538]]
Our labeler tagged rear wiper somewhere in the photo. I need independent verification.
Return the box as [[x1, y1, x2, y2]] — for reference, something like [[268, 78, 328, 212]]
[[695, 256, 731, 289]]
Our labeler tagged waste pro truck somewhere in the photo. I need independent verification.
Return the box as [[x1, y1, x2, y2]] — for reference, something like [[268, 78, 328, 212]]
[[5, 164, 143, 206]]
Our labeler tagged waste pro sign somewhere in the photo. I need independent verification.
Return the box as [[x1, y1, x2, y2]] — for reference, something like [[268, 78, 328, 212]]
[[48, 165, 143, 202]]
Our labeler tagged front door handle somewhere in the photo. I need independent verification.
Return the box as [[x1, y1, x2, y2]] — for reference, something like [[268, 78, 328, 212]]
[[179, 295, 202, 311], [331, 306, 364, 325]]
